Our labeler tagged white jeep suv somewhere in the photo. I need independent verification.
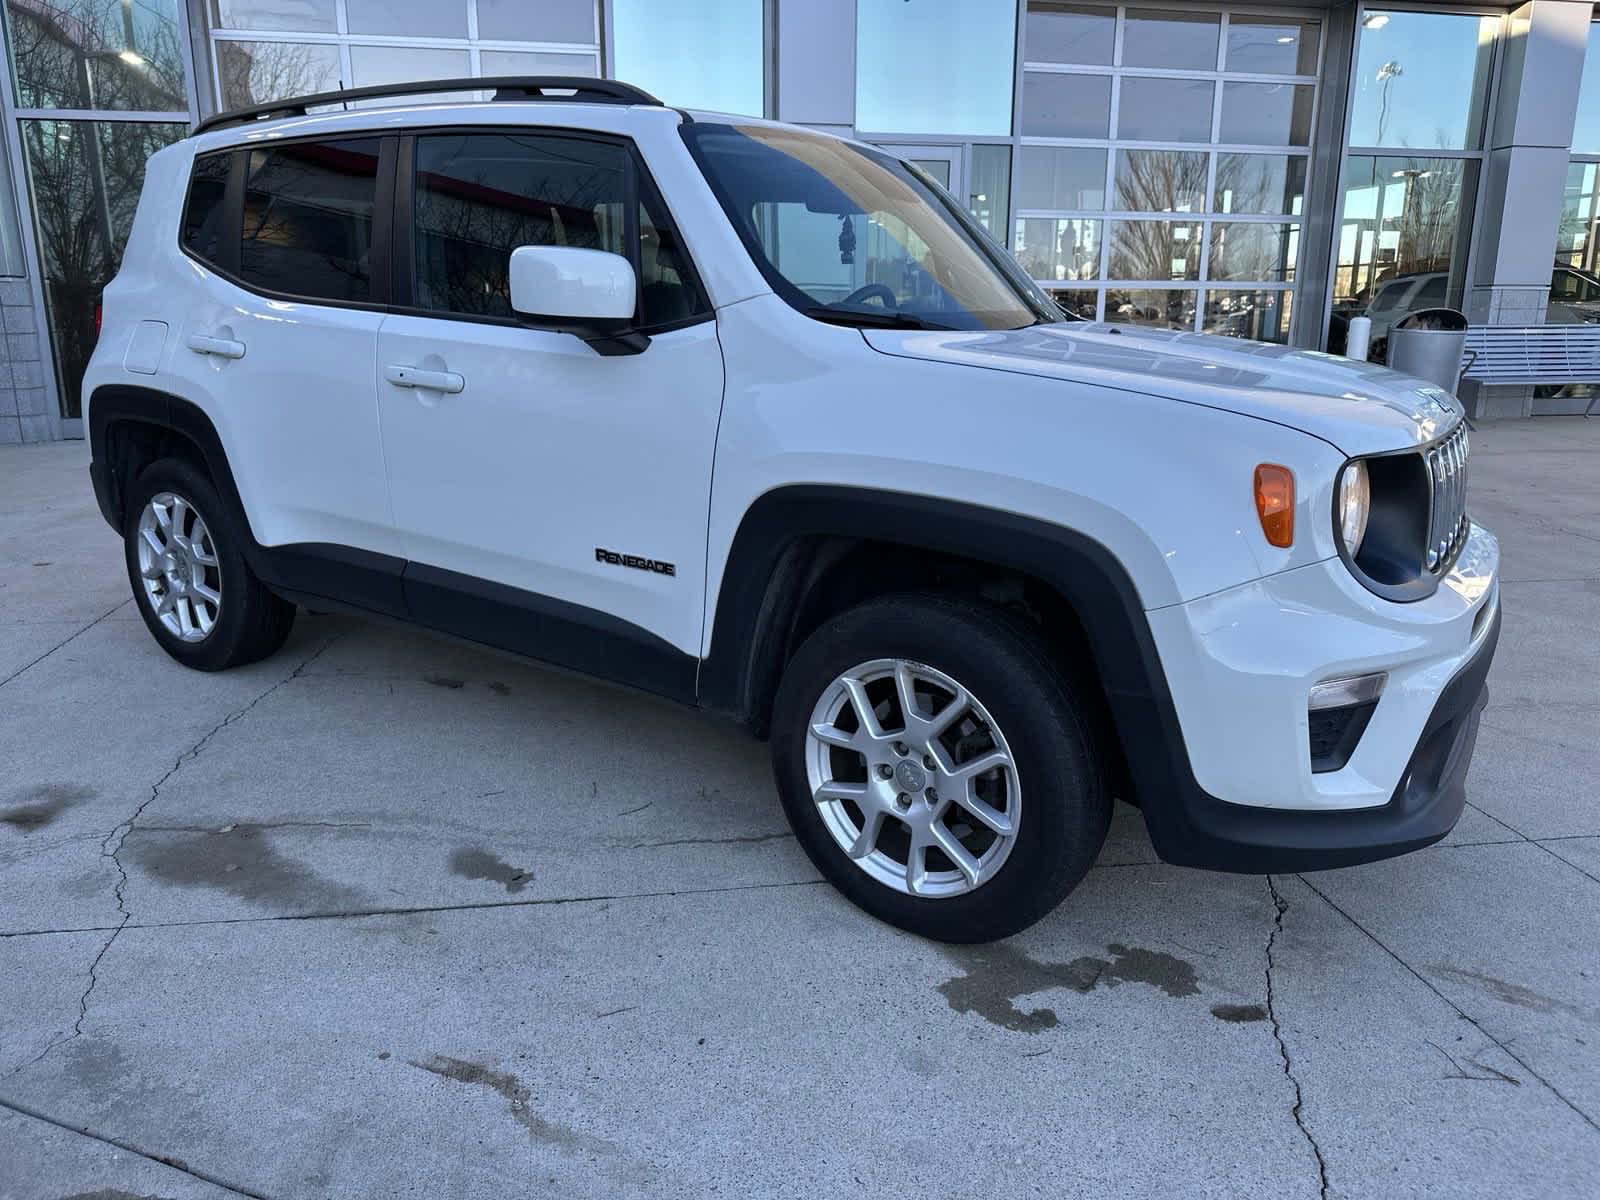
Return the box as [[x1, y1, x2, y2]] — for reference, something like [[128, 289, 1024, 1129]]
[[84, 78, 1500, 943]]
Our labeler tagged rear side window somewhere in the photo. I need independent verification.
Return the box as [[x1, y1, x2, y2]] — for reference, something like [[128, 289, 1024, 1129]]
[[182, 152, 232, 267], [240, 138, 382, 303], [412, 132, 705, 326]]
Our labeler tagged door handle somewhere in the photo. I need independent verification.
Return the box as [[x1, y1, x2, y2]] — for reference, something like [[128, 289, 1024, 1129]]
[[186, 333, 245, 359], [385, 363, 465, 394]]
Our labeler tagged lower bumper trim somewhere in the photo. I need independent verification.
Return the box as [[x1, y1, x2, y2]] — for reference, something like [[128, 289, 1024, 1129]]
[[1144, 602, 1500, 874]]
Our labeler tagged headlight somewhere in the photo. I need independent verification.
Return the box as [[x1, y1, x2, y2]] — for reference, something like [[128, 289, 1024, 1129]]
[[1338, 459, 1371, 554]]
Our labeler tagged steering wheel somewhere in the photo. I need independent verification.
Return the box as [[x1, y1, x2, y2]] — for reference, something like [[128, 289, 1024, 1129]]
[[841, 283, 898, 309]]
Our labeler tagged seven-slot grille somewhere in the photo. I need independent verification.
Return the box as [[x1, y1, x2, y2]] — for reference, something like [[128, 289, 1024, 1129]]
[[1424, 422, 1471, 574]]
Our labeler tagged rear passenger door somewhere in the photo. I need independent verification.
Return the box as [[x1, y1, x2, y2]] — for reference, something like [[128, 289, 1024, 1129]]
[[376, 129, 724, 696], [173, 136, 401, 571]]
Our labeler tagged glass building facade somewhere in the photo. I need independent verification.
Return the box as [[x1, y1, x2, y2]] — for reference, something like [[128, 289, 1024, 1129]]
[[1, 0, 1597, 440]]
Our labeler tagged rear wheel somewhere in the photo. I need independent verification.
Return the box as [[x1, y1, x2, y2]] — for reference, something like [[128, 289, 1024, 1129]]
[[771, 595, 1110, 942], [123, 457, 295, 671]]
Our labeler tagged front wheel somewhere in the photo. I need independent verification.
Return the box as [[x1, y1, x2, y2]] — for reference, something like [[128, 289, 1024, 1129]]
[[770, 595, 1111, 943], [124, 457, 295, 671]]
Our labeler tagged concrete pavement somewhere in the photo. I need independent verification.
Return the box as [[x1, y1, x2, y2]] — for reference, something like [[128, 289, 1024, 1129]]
[[2, 419, 1598, 1198]]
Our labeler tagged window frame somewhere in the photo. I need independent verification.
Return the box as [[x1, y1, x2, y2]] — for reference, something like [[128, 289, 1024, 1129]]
[[390, 125, 712, 335], [178, 131, 399, 311], [176, 124, 712, 337]]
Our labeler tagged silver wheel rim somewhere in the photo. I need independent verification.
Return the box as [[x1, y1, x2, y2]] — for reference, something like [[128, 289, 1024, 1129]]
[[136, 491, 222, 643], [805, 658, 1020, 898]]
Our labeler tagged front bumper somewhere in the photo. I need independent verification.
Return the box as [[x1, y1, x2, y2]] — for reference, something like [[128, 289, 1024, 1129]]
[[1138, 521, 1499, 873]]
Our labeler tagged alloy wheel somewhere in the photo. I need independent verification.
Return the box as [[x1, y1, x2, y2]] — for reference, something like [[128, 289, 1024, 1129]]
[[805, 658, 1020, 898], [136, 491, 222, 642]]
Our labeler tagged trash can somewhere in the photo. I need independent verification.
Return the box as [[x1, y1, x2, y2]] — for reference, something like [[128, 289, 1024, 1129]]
[[1385, 308, 1476, 394]]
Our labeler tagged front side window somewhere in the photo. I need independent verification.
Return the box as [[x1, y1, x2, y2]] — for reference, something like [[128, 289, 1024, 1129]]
[[240, 138, 381, 302], [411, 132, 705, 327], [685, 124, 1052, 331]]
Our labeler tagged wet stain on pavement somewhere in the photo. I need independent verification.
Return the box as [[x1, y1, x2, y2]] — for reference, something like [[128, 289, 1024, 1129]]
[[410, 1055, 616, 1154], [1429, 963, 1592, 1021], [939, 942, 1200, 1032], [1, 783, 95, 832], [1211, 1003, 1268, 1023], [424, 676, 465, 689], [488, 681, 512, 696], [450, 847, 532, 893], [127, 824, 364, 910], [57, 1191, 175, 1200]]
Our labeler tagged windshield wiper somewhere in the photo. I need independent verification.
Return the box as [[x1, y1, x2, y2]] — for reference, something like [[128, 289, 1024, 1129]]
[[803, 306, 955, 331]]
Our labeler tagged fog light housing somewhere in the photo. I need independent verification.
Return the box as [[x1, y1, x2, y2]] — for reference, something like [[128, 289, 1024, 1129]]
[[1308, 671, 1386, 710], [1307, 672, 1385, 773]]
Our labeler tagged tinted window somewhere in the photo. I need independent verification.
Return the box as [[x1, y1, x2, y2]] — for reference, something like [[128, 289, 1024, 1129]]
[[182, 152, 233, 267], [240, 138, 381, 302], [412, 132, 703, 326]]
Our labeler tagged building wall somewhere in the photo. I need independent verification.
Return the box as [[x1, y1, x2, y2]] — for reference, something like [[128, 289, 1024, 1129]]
[[0, 0, 1595, 441]]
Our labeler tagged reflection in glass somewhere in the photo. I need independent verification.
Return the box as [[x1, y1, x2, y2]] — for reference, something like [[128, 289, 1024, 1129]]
[[1045, 287, 1097, 319], [1225, 16, 1320, 76], [1204, 289, 1293, 343], [1574, 22, 1600, 155], [1014, 218, 1101, 281], [1557, 162, 1598, 275], [480, 50, 600, 78], [211, 1, 337, 33], [968, 145, 1012, 245], [1122, 8, 1218, 71], [1215, 155, 1306, 216], [1117, 78, 1213, 142], [346, 0, 466, 38], [1016, 147, 1105, 211], [7, 0, 189, 111], [348, 45, 470, 91], [241, 138, 381, 302], [1219, 83, 1314, 146], [1108, 220, 1202, 281], [19, 119, 187, 417], [1347, 11, 1495, 151], [1105, 288, 1196, 330], [1209, 223, 1299, 282], [217, 40, 341, 108], [1024, 2, 1114, 66], [1020, 73, 1111, 139], [476, 0, 597, 43], [1114, 150, 1207, 214], [857, 0, 1016, 135], [616, 0, 763, 116], [1329, 155, 1478, 358], [0, 125, 24, 274]]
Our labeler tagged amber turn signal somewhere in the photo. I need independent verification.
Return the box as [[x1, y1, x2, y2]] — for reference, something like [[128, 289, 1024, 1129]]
[[1254, 464, 1295, 548]]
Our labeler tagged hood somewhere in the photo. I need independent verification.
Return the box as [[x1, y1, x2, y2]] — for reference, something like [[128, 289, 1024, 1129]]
[[862, 321, 1464, 456]]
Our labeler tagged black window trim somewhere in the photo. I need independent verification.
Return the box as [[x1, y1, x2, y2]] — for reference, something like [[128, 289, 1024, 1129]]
[[390, 124, 714, 337], [176, 124, 714, 340], [179, 131, 399, 313]]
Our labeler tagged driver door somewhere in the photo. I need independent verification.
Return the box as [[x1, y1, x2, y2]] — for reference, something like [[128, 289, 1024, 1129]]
[[376, 129, 723, 692]]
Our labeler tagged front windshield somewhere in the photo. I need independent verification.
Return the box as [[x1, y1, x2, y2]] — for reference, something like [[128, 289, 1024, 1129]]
[[684, 123, 1055, 331]]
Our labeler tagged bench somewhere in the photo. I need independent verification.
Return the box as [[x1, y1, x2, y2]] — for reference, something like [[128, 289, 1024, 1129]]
[[1460, 325, 1600, 415]]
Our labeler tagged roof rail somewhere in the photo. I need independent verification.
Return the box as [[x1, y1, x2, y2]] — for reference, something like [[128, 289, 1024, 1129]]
[[192, 76, 663, 136]]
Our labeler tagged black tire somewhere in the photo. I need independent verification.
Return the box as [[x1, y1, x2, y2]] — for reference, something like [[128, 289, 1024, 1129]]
[[771, 594, 1111, 943], [123, 456, 295, 671]]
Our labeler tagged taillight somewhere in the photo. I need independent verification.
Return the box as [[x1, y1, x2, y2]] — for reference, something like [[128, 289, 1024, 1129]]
[[94, 298, 103, 339]]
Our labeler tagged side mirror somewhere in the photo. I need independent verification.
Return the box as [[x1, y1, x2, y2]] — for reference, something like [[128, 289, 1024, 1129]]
[[509, 246, 648, 356]]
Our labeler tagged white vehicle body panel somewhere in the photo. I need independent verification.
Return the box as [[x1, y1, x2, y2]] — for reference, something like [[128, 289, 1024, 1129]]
[[376, 314, 724, 656]]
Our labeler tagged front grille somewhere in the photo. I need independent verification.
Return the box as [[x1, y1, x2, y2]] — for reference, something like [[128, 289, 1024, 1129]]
[[1424, 423, 1470, 575]]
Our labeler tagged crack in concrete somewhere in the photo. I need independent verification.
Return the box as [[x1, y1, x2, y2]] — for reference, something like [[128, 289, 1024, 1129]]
[[8, 636, 338, 1076], [0, 599, 131, 692], [0, 1095, 270, 1199], [0, 877, 830, 939], [1297, 873, 1600, 1137], [622, 830, 795, 850], [1265, 878, 1331, 1200], [1462, 802, 1600, 888]]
